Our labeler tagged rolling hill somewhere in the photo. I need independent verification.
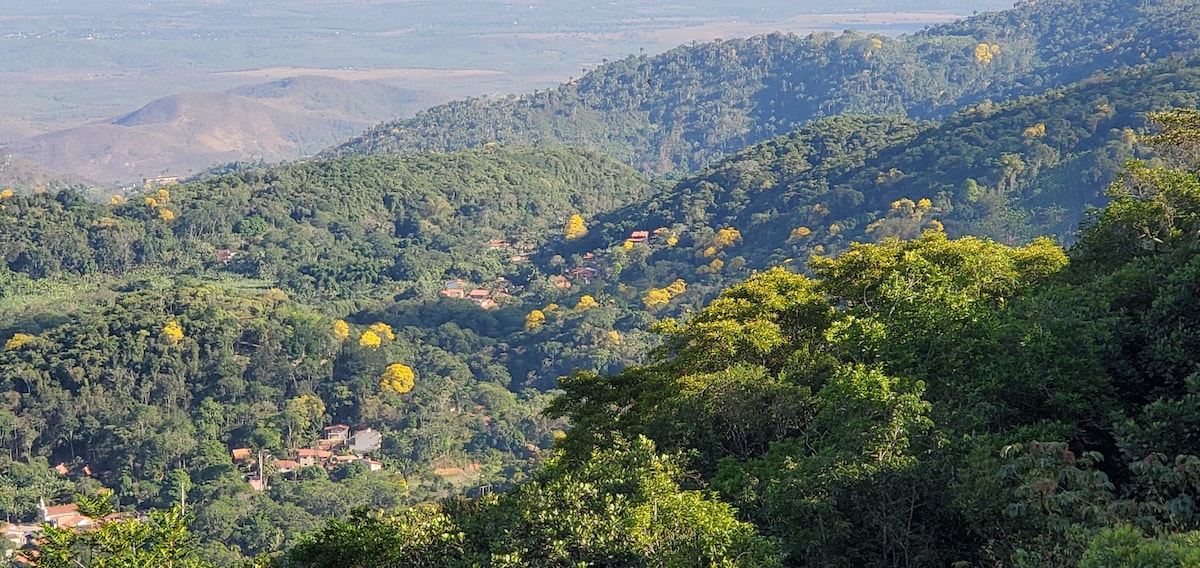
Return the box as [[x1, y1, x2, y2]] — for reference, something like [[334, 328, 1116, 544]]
[[0, 77, 441, 186], [569, 56, 1200, 284], [326, 0, 1200, 174]]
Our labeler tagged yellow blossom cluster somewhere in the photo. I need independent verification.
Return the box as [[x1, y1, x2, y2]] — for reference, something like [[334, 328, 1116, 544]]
[[974, 43, 1001, 64], [525, 309, 546, 330], [5, 333, 35, 350], [163, 321, 185, 344], [642, 278, 687, 309], [788, 226, 812, 242], [381, 363, 415, 394]]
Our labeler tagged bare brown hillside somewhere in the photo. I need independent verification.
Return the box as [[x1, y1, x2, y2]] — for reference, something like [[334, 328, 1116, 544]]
[[0, 77, 441, 186]]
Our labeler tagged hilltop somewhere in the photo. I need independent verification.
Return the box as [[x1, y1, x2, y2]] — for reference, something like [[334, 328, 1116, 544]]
[[0, 77, 440, 186], [328, 0, 1200, 174], [573, 56, 1200, 282]]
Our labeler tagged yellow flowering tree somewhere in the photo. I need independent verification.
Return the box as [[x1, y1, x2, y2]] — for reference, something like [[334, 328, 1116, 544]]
[[664, 279, 687, 297], [564, 214, 588, 240], [974, 43, 999, 64], [713, 228, 742, 248], [369, 322, 395, 341], [643, 288, 671, 309], [359, 330, 382, 349], [333, 320, 350, 341], [381, 363, 416, 394], [163, 321, 185, 344], [525, 309, 546, 330], [575, 295, 599, 311], [788, 227, 812, 243], [5, 333, 34, 350], [0, 189, 14, 200]]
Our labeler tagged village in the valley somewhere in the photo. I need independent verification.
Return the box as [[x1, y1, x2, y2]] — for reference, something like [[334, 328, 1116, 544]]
[[3, 224, 675, 561], [438, 227, 672, 310]]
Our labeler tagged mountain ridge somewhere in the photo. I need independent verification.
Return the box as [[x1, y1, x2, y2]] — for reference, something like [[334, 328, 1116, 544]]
[[326, 0, 1200, 174]]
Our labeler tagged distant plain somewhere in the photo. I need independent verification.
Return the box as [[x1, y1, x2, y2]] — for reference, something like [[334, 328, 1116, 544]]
[[0, 0, 1013, 184]]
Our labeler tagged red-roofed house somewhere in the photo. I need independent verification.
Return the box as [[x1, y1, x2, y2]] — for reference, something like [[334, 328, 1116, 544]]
[[231, 448, 253, 462], [627, 230, 650, 243], [571, 267, 600, 282], [295, 449, 332, 468], [38, 500, 91, 529], [54, 463, 69, 476], [440, 288, 466, 299], [323, 424, 351, 441], [551, 275, 572, 289], [4, 522, 39, 550], [467, 289, 491, 301], [276, 459, 300, 473]]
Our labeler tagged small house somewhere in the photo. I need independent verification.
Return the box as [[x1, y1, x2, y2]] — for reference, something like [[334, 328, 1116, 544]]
[[295, 449, 332, 468], [38, 500, 90, 529], [323, 424, 351, 442]]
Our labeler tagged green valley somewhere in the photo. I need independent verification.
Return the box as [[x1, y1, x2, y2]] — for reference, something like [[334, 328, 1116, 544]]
[[6, 0, 1200, 566]]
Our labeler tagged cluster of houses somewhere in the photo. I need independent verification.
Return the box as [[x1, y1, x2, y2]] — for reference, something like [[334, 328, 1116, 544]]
[[3, 499, 125, 561], [231, 425, 384, 491], [440, 228, 670, 308], [439, 278, 516, 310], [485, 239, 536, 264]]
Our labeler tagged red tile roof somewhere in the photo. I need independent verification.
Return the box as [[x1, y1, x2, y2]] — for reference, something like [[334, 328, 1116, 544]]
[[43, 504, 79, 518]]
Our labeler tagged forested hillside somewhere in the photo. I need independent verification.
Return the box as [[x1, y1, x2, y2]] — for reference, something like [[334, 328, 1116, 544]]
[[1, 146, 654, 298], [6, 1, 1200, 566], [0, 147, 672, 563], [285, 110, 1200, 568], [327, 0, 1200, 174], [581, 56, 1200, 274]]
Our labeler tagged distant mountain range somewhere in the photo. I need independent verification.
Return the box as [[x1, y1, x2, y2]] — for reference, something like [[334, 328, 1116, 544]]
[[0, 76, 440, 187]]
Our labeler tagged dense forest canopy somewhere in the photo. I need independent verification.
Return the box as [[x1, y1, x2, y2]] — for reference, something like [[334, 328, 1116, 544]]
[[285, 110, 1200, 567], [327, 0, 1200, 175], [6, 0, 1200, 566]]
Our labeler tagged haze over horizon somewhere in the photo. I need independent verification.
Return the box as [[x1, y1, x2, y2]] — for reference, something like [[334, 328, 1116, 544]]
[[2, 0, 1014, 132]]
